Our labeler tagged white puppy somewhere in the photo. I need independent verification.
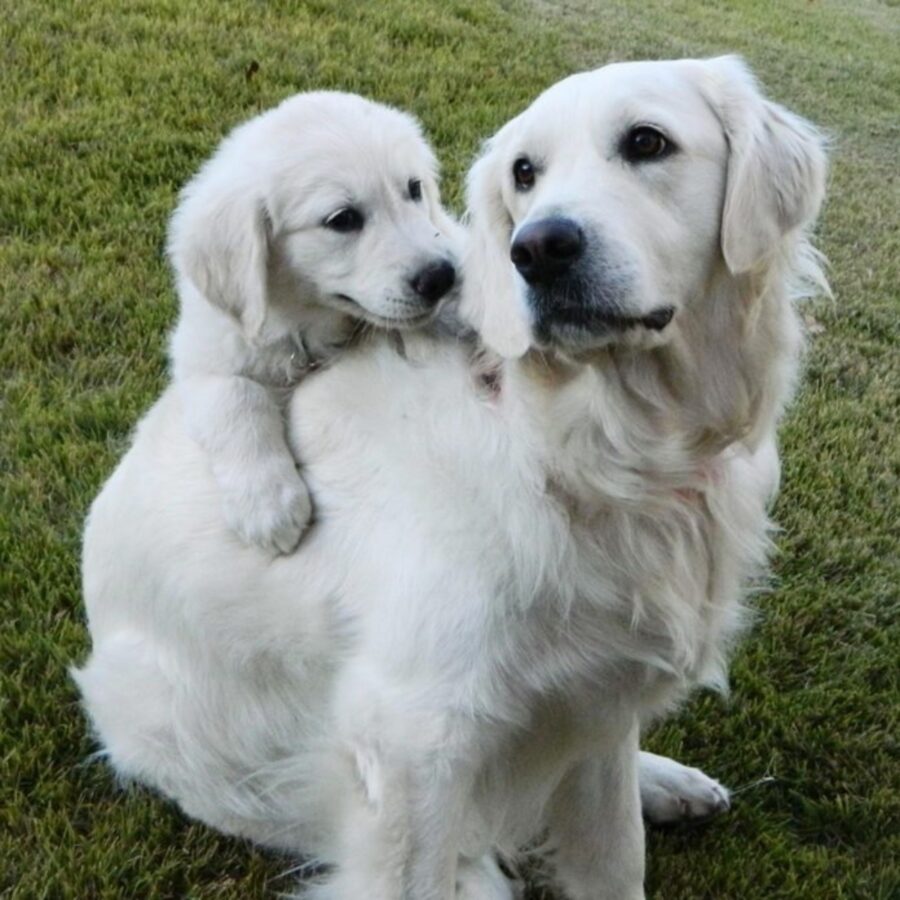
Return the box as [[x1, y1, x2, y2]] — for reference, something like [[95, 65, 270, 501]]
[[76, 58, 827, 899], [168, 92, 459, 553]]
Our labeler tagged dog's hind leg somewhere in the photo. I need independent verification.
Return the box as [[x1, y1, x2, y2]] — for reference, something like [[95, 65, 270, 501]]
[[73, 631, 181, 791], [73, 631, 270, 845]]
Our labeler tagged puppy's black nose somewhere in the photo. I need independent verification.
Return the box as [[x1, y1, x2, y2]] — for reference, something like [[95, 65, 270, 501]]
[[510, 217, 584, 284], [410, 259, 456, 305]]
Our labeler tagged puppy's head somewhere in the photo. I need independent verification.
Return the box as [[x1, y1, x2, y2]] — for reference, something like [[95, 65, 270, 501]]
[[169, 92, 461, 341], [462, 57, 827, 357]]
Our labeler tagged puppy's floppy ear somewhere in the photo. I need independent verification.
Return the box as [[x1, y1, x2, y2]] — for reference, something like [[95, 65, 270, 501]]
[[421, 173, 468, 259], [702, 55, 827, 275], [168, 170, 271, 340], [460, 140, 531, 359]]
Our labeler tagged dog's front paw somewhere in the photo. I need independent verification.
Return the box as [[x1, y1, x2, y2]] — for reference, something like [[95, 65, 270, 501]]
[[639, 751, 730, 825], [222, 466, 313, 555]]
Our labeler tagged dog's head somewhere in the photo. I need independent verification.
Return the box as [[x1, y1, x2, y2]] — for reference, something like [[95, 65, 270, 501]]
[[462, 57, 827, 357], [169, 92, 461, 341]]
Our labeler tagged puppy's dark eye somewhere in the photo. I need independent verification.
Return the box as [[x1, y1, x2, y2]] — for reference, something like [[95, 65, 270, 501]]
[[622, 126, 673, 162], [512, 157, 536, 191], [408, 178, 423, 201], [324, 208, 364, 233]]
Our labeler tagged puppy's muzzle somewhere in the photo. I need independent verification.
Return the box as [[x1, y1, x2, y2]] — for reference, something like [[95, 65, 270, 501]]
[[510, 217, 585, 284], [410, 259, 456, 306]]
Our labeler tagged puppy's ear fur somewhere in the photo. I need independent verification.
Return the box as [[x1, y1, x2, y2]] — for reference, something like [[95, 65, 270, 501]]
[[461, 141, 531, 359], [168, 165, 271, 340], [420, 162, 467, 251], [702, 56, 827, 274]]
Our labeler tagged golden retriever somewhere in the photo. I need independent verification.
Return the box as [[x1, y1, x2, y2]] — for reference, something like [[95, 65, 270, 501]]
[[76, 57, 827, 899]]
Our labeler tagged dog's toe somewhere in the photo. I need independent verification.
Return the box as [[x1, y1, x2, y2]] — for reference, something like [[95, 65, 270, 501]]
[[639, 751, 730, 825]]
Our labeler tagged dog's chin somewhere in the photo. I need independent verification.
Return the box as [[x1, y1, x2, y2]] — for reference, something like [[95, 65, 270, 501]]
[[328, 293, 438, 330]]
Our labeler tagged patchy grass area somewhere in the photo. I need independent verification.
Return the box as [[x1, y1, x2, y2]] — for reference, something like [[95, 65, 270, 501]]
[[2, 0, 897, 896]]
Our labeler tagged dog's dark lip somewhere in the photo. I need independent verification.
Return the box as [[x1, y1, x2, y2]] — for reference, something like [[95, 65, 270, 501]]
[[621, 306, 676, 331], [547, 304, 676, 333]]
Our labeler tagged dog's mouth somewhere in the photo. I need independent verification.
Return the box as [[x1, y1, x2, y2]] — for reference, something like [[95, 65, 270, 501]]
[[590, 306, 675, 332], [536, 302, 676, 344], [332, 293, 438, 329]]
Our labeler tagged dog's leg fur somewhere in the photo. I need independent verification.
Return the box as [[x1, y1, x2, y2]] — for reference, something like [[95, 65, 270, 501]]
[[456, 855, 517, 900], [316, 658, 482, 900], [179, 374, 311, 554], [312, 751, 470, 900], [545, 721, 645, 900], [304, 759, 410, 900]]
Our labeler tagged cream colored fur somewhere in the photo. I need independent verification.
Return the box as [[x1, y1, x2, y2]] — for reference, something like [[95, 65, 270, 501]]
[[167, 92, 459, 554], [75, 57, 827, 899]]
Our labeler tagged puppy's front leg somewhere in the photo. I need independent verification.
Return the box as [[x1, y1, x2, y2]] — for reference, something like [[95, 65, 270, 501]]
[[545, 720, 645, 900], [179, 374, 311, 554]]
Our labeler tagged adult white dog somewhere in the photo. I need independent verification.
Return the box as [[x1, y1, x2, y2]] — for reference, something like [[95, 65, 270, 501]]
[[75, 57, 827, 900]]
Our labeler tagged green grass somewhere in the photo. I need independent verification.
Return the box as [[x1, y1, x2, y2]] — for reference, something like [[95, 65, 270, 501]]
[[2, 0, 898, 897]]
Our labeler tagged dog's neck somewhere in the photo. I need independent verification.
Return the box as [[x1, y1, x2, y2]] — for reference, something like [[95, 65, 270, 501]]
[[501, 256, 806, 503]]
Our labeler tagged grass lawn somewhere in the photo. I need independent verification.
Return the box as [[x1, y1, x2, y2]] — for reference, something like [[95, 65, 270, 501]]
[[2, 0, 898, 897]]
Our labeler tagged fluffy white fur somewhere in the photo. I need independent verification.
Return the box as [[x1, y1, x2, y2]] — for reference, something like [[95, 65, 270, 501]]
[[168, 92, 459, 553], [75, 57, 827, 899]]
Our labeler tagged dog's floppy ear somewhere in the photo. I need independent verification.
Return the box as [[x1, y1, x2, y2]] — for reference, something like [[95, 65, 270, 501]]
[[702, 56, 827, 275], [168, 167, 271, 340], [420, 172, 469, 264], [460, 140, 531, 359]]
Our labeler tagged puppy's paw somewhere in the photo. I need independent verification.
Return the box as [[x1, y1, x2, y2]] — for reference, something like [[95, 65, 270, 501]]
[[639, 751, 730, 825], [222, 466, 313, 555]]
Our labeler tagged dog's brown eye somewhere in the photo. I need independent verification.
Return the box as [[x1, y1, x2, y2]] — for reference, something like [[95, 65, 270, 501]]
[[408, 178, 423, 201], [512, 157, 536, 191], [324, 208, 364, 233], [622, 126, 673, 162]]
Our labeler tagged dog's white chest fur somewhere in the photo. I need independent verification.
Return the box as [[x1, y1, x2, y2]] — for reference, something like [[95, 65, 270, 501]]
[[293, 338, 741, 710]]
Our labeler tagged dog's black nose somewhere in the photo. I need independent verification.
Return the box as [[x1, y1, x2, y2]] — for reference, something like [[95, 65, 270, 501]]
[[510, 217, 584, 284], [410, 259, 456, 305]]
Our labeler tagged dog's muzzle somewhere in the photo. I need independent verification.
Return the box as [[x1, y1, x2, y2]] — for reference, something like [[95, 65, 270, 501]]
[[511, 216, 674, 342]]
